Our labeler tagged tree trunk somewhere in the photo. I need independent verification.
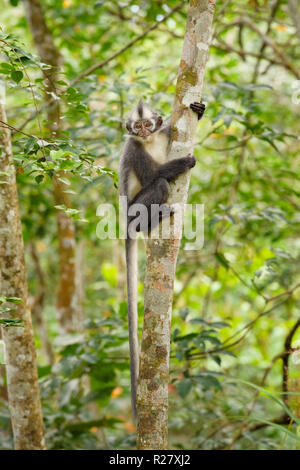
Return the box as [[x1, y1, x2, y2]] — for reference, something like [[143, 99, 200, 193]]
[[23, 0, 78, 333], [0, 84, 46, 450], [136, 0, 216, 450], [29, 242, 55, 364]]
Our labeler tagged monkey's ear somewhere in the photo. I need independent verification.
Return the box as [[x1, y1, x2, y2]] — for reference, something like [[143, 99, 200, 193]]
[[157, 116, 163, 127]]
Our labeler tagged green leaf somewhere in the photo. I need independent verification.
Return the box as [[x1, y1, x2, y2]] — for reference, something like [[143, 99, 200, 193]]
[[35, 175, 44, 184], [211, 355, 222, 366], [101, 263, 117, 288], [0, 318, 24, 327], [177, 379, 192, 398], [11, 70, 23, 83], [0, 296, 22, 304], [243, 83, 273, 91], [179, 308, 189, 320], [209, 321, 230, 329], [194, 374, 222, 391], [57, 177, 71, 186], [0, 62, 13, 74]]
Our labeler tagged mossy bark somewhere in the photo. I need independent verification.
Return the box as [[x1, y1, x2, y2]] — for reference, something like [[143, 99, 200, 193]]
[[0, 85, 46, 450], [136, 0, 216, 450]]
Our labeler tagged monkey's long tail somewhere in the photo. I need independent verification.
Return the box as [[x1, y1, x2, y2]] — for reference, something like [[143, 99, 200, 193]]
[[125, 237, 139, 421]]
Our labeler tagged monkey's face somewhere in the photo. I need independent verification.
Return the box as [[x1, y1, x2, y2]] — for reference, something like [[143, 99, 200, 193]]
[[126, 115, 163, 140], [134, 120, 153, 138]]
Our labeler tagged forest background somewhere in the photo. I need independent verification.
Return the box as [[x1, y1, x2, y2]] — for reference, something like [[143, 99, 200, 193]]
[[0, 0, 300, 450]]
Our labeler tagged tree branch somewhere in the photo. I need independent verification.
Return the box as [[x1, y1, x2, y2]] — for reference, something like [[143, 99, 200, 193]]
[[240, 16, 300, 79], [71, 1, 185, 86]]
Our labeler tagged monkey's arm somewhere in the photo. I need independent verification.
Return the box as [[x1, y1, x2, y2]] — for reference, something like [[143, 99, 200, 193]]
[[152, 154, 196, 183]]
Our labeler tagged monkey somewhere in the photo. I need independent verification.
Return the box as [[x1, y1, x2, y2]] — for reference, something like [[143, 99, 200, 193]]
[[119, 99, 205, 420]]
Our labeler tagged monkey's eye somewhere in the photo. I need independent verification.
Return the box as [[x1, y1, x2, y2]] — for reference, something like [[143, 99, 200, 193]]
[[144, 122, 151, 128], [135, 123, 142, 129]]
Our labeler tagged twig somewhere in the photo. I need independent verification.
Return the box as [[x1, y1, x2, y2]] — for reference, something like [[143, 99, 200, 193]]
[[252, 0, 281, 82], [71, 1, 185, 86], [282, 318, 300, 405], [0, 119, 42, 140], [240, 16, 300, 79], [212, 41, 284, 68]]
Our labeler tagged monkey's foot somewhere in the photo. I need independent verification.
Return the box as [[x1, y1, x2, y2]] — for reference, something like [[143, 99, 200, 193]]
[[190, 102, 206, 121]]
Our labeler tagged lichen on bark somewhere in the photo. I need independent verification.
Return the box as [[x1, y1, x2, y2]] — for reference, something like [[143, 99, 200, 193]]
[[136, 0, 216, 450]]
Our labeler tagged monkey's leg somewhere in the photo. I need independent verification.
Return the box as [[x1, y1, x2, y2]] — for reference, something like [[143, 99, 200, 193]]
[[190, 102, 206, 120], [128, 177, 172, 233]]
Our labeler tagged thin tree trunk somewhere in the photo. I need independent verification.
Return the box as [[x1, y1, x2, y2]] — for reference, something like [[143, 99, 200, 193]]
[[0, 84, 46, 450], [30, 242, 55, 364], [136, 0, 216, 450], [23, 0, 78, 333], [75, 239, 85, 330]]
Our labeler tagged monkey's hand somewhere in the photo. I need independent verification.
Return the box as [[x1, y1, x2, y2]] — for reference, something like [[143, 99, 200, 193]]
[[185, 154, 196, 168], [190, 102, 206, 121]]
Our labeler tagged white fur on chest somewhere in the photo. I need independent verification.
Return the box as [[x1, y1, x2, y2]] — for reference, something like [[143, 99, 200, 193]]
[[144, 132, 168, 164], [128, 170, 142, 201], [127, 132, 169, 200]]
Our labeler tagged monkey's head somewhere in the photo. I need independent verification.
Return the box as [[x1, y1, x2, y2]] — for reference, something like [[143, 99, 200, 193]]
[[125, 99, 163, 140]]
